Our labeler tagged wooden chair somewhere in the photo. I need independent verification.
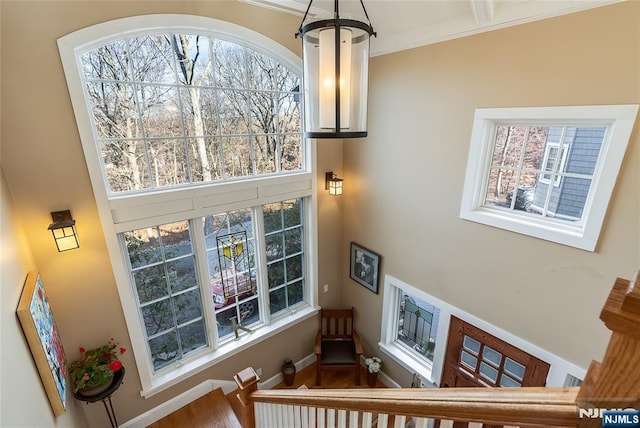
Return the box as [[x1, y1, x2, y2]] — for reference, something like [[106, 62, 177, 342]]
[[315, 308, 363, 386]]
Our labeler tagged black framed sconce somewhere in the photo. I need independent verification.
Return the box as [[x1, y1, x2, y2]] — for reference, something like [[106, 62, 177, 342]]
[[48, 210, 79, 252], [325, 172, 343, 196]]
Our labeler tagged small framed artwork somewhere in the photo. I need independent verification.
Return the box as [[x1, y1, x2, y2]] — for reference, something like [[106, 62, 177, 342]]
[[16, 271, 67, 416], [350, 242, 381, 294]]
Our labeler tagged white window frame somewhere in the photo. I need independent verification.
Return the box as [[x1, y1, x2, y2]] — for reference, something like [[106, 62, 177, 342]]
[[380, 275, 587, 387], [58, 15, 319, 397], [459, 105, 638, 252]]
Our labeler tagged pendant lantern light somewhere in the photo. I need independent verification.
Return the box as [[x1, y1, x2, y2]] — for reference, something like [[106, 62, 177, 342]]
[[296, 0, 376, 138]]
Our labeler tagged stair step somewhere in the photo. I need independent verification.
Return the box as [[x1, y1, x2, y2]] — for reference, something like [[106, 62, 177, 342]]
[[147, 387, 241, 428]]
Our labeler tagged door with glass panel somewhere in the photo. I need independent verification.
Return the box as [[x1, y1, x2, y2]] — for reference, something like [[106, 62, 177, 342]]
[[439, 316, 550, 428]]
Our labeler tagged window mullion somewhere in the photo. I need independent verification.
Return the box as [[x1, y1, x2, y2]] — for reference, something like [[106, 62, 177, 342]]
[[190, 216, 219, 349], [509, 126, 531, 210], [253, 205, 270, 325]]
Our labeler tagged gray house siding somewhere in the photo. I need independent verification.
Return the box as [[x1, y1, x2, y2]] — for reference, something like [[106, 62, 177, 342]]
[[532, 127, 604, 220]]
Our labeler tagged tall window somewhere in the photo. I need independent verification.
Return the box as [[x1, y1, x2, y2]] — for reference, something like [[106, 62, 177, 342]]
[[58, 15, 316, 395], [460, 105, 638, 251]]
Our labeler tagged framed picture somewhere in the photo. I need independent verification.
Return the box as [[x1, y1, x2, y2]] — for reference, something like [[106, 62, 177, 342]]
[[16, 271, 67, 416], [350, 242, 381, 294]]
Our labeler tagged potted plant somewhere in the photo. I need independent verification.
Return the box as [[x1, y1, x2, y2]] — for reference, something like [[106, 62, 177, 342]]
[[364, 356, 382, 387], [69, 338, 126, 395]]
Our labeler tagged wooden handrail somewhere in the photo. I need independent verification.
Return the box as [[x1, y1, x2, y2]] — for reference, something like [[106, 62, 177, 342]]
[[576, 275, 640, 427], [250, 386, 579, 427], [236, 273, 640, 428]]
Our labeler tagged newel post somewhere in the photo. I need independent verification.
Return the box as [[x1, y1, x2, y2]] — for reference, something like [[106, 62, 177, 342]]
[[234, 367, 260, 428], [576, 274, 640, 427]]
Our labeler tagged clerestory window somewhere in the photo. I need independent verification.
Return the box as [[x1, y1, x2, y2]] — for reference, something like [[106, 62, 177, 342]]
[[459, 105, 638, 251], [58, 15, 316, 396]]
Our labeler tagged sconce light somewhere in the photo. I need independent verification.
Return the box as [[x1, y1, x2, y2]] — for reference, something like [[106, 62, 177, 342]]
[[325, 172, 343, 196], [48, 210, 79, 252], [296, 0, 376, 138]]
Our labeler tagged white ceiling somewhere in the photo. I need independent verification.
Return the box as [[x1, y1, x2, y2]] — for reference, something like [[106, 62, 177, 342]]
[[241, 0, 624, 56]]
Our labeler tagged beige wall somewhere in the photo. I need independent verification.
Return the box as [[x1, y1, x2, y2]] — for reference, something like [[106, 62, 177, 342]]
[[343, 1, 640, 385], [1, 0, 639, 425], [1, 167, 89, 427], [0, 1, 342, 426]]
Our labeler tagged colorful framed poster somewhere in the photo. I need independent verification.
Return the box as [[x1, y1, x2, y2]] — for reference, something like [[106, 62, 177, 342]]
[[16, 271, 67, 416]]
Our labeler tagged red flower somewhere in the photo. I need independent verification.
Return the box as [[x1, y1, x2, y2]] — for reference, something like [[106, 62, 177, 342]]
[[119, 347, 127, 355], [108, 360, 123, 372], [79, 347, 86, 353]]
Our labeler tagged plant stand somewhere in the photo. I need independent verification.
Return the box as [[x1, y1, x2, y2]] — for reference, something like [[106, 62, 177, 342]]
[[73, 367, 125, 428]]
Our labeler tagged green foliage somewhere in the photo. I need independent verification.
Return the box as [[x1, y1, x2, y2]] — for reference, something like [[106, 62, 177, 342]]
[[69, 339, 126, 393]]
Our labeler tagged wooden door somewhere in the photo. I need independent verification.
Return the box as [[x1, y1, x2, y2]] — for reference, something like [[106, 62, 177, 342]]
[[438, 316, 550, 428]]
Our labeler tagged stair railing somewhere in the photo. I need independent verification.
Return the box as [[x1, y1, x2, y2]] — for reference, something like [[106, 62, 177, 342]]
[[234, 273, 640, 428]]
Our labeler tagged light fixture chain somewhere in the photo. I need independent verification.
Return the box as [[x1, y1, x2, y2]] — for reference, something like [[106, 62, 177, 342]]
[[296, 0, 315, 37], [359, 0, 376, 36]]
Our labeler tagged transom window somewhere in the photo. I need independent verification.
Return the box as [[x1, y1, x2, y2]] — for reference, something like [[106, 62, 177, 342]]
[[80, 32, 302, 194], [460, 105, 638, 251], [58, 15, 316, 396]]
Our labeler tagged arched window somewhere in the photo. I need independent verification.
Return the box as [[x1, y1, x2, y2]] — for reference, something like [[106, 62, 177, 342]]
[[59, 15, 317, 396]]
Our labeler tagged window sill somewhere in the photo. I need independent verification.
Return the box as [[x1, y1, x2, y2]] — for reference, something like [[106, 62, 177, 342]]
[[379, 341, 436, 385], [141, 305, 319, 398]]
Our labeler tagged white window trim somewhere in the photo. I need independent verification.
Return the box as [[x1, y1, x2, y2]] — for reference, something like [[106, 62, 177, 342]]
[[380, 274, 587, 387], [58, 14, 319, 397], [459, 105, 638, 252]]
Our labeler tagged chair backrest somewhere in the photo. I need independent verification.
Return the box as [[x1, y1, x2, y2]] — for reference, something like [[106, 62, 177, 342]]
[[320, 308, 355, 340]]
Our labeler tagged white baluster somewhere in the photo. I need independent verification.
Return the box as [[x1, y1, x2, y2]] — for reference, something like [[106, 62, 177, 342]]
[[317, 407, 326, 428], [362, 412, 373, 427], [414, 417, 429, 428], [338, 409, 347, 428], [439, 420, 454, 428], [348, 410, 359, 428], [469, 422, 483, 428], [394, 415, 406, 428], [327, 408, 335, 427], [309, 406, 316, 428], [300, 406, 309, 428], [376, 413, 388, 428]]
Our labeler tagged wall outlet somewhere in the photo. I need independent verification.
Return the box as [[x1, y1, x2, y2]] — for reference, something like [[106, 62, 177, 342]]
[[323, 284, 329, 293], [256, 367, 262, 377]]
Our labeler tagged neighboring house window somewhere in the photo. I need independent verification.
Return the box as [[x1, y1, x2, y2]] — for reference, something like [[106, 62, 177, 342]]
[[58, 15, 316, 396], [539, 141, 569, 187], [460, 105, 638, 251]]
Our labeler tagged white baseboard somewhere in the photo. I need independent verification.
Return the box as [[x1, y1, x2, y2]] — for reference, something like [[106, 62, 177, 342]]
[[258, 353, 316, 390], [119, 378, 237, 428]]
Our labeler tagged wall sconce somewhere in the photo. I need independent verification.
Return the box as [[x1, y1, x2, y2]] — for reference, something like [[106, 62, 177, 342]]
[[48, 210, 79, 252], [325, 172, 343, 196]]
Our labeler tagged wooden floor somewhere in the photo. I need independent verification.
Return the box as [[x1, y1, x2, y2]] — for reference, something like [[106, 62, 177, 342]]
[[147, 364, 385, 428], [274, 363, 386, 389], [148, 387, 241, 428]]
